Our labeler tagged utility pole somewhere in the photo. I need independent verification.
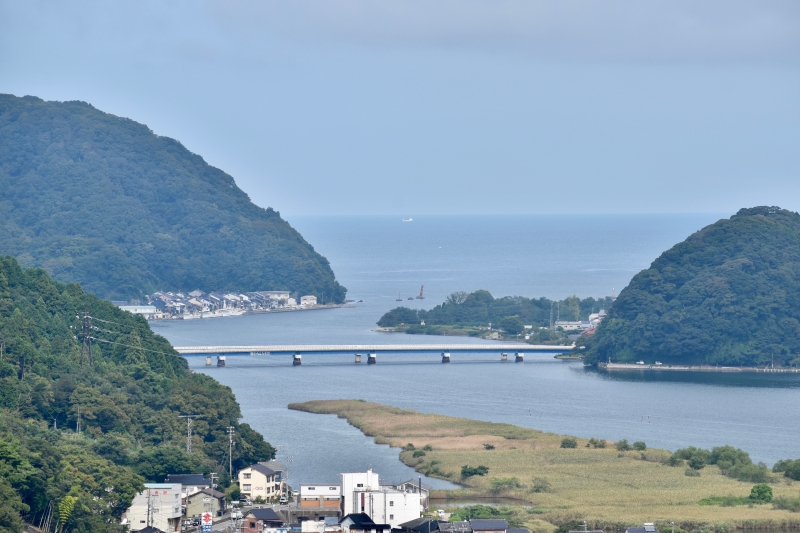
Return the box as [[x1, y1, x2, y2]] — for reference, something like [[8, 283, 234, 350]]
[[179, 415, 202, 454], [76, 406, 81, 434], [79, 308, 93, 366], [227, 426, 235, 477], [210, 472, 218, 489]]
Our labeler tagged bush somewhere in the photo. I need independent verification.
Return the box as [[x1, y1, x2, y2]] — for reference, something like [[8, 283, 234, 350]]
[[773, 496, 800, 513], [587, 438, 606, 449], [749, 484, 773, 503], [560, 437, 577, 449], [422, 444, 433, 451], [403, 443, 415, 451], [615, 439, 632, 451], [685, 468, 701, 477], [483, 443, 495, 450], [461, 465, 490, 478], [688, 455, 706, 470], [531, 477, 553, 493], [413, 450, 426, 458], [633, 441, 647, 451], [490, 477, 521, 493], [774, 459, 800, 480]]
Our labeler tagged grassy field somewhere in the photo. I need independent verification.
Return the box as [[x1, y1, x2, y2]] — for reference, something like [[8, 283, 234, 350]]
[[289, 400, 800, 533]]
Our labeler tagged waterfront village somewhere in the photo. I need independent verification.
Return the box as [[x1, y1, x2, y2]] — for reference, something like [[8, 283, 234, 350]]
[[122, 462, 657, 533], [114, 290, 343, 320]]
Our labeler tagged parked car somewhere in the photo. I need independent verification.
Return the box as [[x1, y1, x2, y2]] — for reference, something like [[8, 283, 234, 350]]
[[279, 496, 288, 504]]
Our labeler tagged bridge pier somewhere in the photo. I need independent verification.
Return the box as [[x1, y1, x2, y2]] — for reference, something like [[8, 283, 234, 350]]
[[441, 352, 451, 363], [515, 352, 524, 363], [205, 356, 212, 366], [354, 353, 362, 363], [293, 354, 302, 366], [501, 352, 508, 362], [367, 353, 377, 364]]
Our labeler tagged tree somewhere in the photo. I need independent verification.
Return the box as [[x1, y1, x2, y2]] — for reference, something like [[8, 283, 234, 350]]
[[560, 437, 577, 449], [499, 316, 524, 335], [749, 484, 773, 502]]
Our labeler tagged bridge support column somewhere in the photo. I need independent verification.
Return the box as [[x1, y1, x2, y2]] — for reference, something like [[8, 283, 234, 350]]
[[354, 353, 362, 363], [205, 356, 212, 366], [441, 352, 451, 363], [367, 353, 377, 365], [515, 352, 524, 363], [293, 354, 302, 366], [500, 352, 508, 362]]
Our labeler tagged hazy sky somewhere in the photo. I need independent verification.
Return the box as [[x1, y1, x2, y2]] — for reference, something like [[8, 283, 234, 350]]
[[1, 1, 799, 215]]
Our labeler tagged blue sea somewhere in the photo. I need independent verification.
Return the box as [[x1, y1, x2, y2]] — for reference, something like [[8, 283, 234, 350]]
[[152, 214, 800, 487]]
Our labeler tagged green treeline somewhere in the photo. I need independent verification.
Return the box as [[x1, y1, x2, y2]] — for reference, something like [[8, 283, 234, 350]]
[[0, 94, 346, 302], [0, 256, 274, 533], [377, 290, 614, 330], [583, 207, 800, 367]]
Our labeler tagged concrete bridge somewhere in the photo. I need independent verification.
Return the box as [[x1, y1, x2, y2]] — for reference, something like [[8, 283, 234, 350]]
[[174, 343, 574, 365]]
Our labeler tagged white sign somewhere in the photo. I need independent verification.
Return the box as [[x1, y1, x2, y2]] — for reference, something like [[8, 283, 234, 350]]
[[201, 512, 213, 525]]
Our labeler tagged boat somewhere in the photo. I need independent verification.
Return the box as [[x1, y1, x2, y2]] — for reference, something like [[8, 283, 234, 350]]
[[182, 312, 202, 320], [402, 218, 413, 222], [408, 297, 414, 300], [396, 293, 402, 302]]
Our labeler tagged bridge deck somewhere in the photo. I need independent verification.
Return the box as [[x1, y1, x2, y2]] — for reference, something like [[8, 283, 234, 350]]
[[174, 343, 572, 355]]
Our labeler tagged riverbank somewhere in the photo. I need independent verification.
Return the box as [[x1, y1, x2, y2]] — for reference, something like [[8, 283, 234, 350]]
[[289, 400, 800, 533], [600, 362, 800, 373]]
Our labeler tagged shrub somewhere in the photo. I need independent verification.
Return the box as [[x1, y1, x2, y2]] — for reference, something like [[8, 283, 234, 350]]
[[413, 450, 426, 458], [483, 443, 495, 450], [403, 443, 415, 451], [461, 465, 490, 478], [560, 437, 577, 449], [774, 459, 800, 480], [749, 484, 773, 503], [615, 439, 631, 451], [531, 477, 553, 493], [773, 496, 800, 513], [688, 455, 706, 470], [633, 441, 647, 451], [685, 468, 701, 477], [587, 438, 606, 449], [422, 444, 433, 452], [490, 477, 521, 493]]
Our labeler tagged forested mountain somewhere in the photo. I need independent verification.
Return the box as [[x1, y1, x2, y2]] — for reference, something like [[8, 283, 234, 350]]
[[378, 290, 613, 329], [0, 256, 274, 533], [583, 207, 800, 367], [0, 94, 345, 302]]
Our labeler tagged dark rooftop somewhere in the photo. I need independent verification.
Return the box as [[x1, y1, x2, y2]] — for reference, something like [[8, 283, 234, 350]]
[[469, 519, 508, 531], [251, 464, 278, 477], [438, 522, 472, 533], [398, 517, 440, 532], [247, 508, 283, 522], [163, 473, 210, 486]]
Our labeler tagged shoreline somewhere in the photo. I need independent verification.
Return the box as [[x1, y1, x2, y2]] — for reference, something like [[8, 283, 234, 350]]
[[600, 362, 800, 373], [288, 399, 800, 532]]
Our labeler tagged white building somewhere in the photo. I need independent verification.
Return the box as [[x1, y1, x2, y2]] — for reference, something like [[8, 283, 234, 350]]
[[341, 469, 420, 528], [300, 484, 341, 509], [286, 298, 298, 307], [124, 483, 182, 532], [239, 463, 282, 502], [118, 305, 158, 319], [300, 295, 318, 306]]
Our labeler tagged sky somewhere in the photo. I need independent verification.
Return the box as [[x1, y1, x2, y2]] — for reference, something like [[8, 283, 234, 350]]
[[1, 1, 799, 216]]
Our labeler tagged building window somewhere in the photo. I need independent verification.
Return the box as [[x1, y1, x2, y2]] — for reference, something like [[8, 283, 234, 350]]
[[244, 473, 251, 479], [390, 515, 394, 520], [243, 485, 251, 491], [308, 487, 315, 490], [357, 484, 363, 488], [250, 523, 256, 528], [389, 501, 394, 507]]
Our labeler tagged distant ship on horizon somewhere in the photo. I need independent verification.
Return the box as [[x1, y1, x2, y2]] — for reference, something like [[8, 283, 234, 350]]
[[402, 218, 413, 222]]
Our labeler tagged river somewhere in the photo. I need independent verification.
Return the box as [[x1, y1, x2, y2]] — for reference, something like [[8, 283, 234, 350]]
[[151, 214, 800, 487]]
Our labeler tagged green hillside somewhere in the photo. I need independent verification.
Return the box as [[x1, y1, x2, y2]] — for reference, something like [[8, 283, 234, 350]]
[[0, 94, 345, 302], [583, 207, 800, 367], [0, 256, 274, 533]]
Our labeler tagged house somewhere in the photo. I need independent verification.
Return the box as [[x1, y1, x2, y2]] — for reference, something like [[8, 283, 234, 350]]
[[392, 480, 431, 510], [339, 514, 390, 533], [185, 488, 226, 518], [300, 484, 341, 509], [239, 463, 282, 502], [118, 305, 158, 319], [397, 517, 441, 533], [163, 474, 211, 499], [242, 508, 284, 533], [125, 483, 182, 532], [625, 524, 658, 533], [438, 522, 472, 533], [300, 295, 318, 306], [470, 519, 507, 533], [553, 321, 583, 331], [340, 470, 420, 528]]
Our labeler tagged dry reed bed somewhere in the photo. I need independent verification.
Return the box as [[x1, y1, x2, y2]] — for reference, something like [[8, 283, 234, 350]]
[[288, 400, 800, 532]]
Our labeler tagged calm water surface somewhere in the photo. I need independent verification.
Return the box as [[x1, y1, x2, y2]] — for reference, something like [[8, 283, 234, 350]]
[[152, 215, 800, 486]]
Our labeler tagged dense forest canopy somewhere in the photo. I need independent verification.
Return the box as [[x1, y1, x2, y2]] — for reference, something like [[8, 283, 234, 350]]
[[378, 290, 614, 329], [0, 256, 274, 533], [0, 94, 346, 302], [583, 207, 800, 367]]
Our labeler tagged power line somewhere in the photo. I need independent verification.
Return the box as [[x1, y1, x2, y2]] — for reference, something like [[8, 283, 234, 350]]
[[89, 337, 184, 358]]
